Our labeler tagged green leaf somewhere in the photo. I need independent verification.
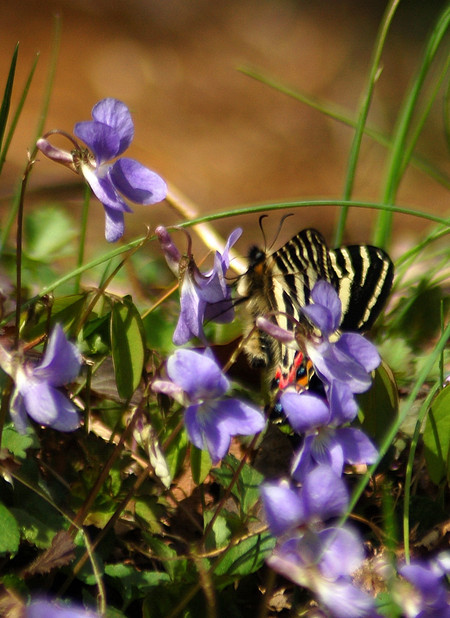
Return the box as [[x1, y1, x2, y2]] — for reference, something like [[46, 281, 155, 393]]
[[105, 563, 170, 604], [110, 296, 146, 400], [10, 507, 61, 550], [0, 503, 20, 555], [423, 386, 450, 485], [2, 423, 38, 458], [213, 531, 275, 578], [211, 455, 264, 515], [204, 512, 232, 552], [357, 362, 399, 443], [135, 496, 164, 534], [190, 445, 211, 485], [24, 206, 77, 261]]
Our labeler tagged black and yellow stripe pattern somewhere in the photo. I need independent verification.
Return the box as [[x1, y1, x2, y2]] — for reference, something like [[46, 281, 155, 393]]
[[238, 228, 394, 393]]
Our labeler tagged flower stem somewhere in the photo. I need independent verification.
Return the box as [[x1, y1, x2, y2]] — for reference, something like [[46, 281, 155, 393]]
[[14, 156, 35, 347], [74, 183, 91, 293]]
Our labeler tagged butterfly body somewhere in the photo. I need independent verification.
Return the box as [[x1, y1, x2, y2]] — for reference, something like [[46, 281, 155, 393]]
[[238, 228, 394, 395]]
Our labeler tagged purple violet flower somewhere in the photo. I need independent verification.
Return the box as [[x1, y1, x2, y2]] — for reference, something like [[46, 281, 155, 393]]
[[156, 226, 242, 345], [267, 526, 377, 618], [26, 599, 99, 618], [37, 98, 167, 242], [260, 465, 349, 537], [301, 280, 380, 393], [152, 348, 265, 463], [279, 383, 378, 481], [0, 324, 82, 433]]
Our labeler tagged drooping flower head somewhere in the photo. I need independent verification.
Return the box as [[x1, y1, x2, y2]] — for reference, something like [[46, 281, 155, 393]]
[[156, 226, 242, 345], [0, 324, 82, 433], [37, 98, 167, 242], [152, 348, 265, 463]]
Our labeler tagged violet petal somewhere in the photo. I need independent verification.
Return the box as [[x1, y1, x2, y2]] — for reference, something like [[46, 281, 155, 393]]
[[167, 349, 229, 400], [103, 206, 125, 243], [22, 381, 80, 431], [281, 390, 330, 433], [337, 427, 378, 465], [74, 121, 121, 164], [91, 98, 134, 155], [110, 158, 167, 205], [260, 482, 305, 536], [33, 324, 81, 386]]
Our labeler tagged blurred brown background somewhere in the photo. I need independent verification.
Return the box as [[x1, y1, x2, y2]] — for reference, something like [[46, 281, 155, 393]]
[[0, 0, 448, 258]]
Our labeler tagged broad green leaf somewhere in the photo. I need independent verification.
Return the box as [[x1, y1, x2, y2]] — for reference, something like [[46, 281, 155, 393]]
[[142, 534, 190, 581], [357, 361, 399, 443], [0, 503, 20, 554], [191, 445, 211, 485], [213, 531, 275, 578], [111, 296, 145, 400], [24, 207, 77, 261], [211, 455, 264, 515], [204, 512, 232, 552], [135, 496, 164, 534], [423, 386, 450, 485], [2, 423, 38, 458], [105, 563, 170, 604], [9, 507, 58, 550]]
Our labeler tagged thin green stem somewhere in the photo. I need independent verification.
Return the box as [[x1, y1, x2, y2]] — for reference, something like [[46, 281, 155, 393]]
[[335, 0, 401, 245], [74, 183, 91, 293], [15, 158, 36, 346]]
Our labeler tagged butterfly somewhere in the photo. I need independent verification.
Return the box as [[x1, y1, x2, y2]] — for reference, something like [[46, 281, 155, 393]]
[[237, 228, 394, 396]]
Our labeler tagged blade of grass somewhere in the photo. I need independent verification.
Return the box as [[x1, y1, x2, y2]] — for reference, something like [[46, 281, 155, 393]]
[[403, 381, 441, 563], [0, 199, 447, 327], [0, 52, 39, 175], [335, 0, 401, 246], [239, 67, 450, 190], [0, 43, 18, 159], [0, 15, 61, 254], [373, 4, 450, 248]]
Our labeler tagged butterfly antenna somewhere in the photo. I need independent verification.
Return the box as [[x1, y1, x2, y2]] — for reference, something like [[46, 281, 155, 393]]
[[258, 215, 269, 250], [267, 213, 294, 252]]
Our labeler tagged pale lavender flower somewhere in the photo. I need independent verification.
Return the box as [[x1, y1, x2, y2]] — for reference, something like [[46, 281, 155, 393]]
[[0, 324, 82, 433], [396, 553, 450, 617], [301, 280, 380, 393], [156, 226, 242, 345], [260, 465, 349, 537], [27, 599, 99, 618], [152, 348, 264, 463], [37, 98, 167, 242], [267, 526, 377, 618]]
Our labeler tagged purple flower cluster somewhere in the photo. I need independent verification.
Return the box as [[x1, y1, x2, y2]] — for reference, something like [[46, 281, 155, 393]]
[[258, 280, 383, 616], [37, 98, 167, 242]]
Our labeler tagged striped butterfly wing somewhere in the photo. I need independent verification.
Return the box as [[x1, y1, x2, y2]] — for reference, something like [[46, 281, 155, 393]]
[[240, 228, 393, 393], [329, 244, 394, 332]]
